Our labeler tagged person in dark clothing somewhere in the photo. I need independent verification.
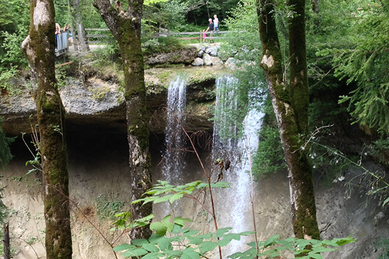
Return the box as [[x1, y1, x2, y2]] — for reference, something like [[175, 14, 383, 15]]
[[206, 18, 214, 43]]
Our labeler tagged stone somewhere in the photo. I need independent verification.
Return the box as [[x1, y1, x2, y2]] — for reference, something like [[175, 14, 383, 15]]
[[192, 57, 204, 66], [205, 45, 219, 56], [203, 53, 213, 66], [211, 56, 223, 67], [225, 57, 237, 70], [197, 50, 205, 58]]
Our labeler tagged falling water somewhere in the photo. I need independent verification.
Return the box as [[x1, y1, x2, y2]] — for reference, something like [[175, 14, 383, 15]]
[[162, 75, 187, 184], [212, 75, 263, 256]]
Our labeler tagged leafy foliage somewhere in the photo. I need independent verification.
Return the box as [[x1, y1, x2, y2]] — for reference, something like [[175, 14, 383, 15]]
[[253, 124, 285, 178], [316, 1, 389, 134], [132, 180, 230, 206], [228, 235, 355, 259], [112, 180, 354, 258], [142, 36, 183, 55]]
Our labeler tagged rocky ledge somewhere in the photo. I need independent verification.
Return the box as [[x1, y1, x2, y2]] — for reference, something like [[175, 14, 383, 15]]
[[0, 66, 229, 136]]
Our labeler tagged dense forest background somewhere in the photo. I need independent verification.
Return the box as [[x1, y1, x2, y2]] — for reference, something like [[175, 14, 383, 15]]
[[1, 0, 389, 258]]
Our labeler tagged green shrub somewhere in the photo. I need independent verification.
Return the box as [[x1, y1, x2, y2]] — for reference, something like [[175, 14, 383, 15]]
[[142, 36, 183, 55]]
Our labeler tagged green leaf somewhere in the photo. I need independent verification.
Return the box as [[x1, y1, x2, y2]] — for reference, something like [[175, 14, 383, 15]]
[[148, 234, 163, 244], [142, 253, 159, 259], [131, 239, 149, 246], [157, 237, 172, 251], [142, 244, 159, 252], [181, 247, 200, 259], [154, 195, 171, 204], [305, 252, 323, 259], [210, 182, 231, 188], [183, 230, 200, 237], [264, 235, 279, 248], [199, 241, 218, 254], [216, 227, 232, 237], [122, 248, 148, 257], [169, 193, 184, 203], [187, 236, 203, 245], [172, 223, 183, 234], [150, 222, 168, 236], [173, 216, 192, 226], [113, 243, 133, 251]]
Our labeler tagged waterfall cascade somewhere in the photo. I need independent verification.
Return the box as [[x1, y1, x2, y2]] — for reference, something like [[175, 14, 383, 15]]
[[212, 75, 263, 256], [162, 75, 187, 184]]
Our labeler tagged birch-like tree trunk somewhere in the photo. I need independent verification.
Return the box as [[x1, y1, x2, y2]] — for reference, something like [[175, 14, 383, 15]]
[[21, 0, 73, 257], [257, 0, 320, 240], [93, 0, 152, 240], [73, 0, 90, 52], [67, 0, 79, 51]]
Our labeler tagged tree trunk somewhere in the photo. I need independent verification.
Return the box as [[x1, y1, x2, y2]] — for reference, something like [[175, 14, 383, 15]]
[[67, 0, 79, 51], [3, 223, 10, 259], [21, 0, 73, 257], [73, 0, 90, 52], [93, 0, 152, 240], [257, 0, 320, 240], [312, 0, 320, 13]]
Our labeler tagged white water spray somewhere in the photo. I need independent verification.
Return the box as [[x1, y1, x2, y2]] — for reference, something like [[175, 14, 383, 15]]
[[212, 75, 263, 256], [162, 75, 187, 184]]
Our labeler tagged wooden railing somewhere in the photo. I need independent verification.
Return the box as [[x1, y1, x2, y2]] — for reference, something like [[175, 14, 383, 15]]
[[85, 28, 228, 44]]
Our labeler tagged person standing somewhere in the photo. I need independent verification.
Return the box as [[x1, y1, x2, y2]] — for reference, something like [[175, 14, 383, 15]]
[[206, 18, 214, 43], [214, 14, 219, 32]]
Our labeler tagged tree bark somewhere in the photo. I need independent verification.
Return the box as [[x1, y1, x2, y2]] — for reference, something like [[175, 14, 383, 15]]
[[21, 0, 73, 257], [73, 0, 90, 52], [311, 0, 320, 13], [93, 0, 152, 240], [3, 223, 10, 259], [67, 0, 79, 51], [257, 0, 320, 240]]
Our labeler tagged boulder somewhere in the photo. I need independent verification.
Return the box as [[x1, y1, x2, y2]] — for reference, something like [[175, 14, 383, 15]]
[[211, 57, 223, 67], [192, 58, 204, 66], [203, 53, 213, 66], [205, 45, 220, 56]]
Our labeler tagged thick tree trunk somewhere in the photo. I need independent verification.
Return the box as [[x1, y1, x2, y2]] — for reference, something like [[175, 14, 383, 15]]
[[257, 0, 320, 240], [73, 0, 90, 52], [21, 0, 73, 257], [93, 0, 152, 240]]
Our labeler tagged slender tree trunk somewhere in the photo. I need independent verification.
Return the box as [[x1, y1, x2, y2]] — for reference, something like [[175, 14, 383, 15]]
[[257, 0, 320, 240], [312, 0, 320, 13], [21, 0, 73, 257], [67, 0, 79, 51], [93, 0, 152, 240], [73, 0, 90, 52], [3, 223, 10, 259]]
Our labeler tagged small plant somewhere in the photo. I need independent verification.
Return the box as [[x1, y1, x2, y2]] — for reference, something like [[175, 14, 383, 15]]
[[376, 237, 389, 259], [95, 194, 125, 220]]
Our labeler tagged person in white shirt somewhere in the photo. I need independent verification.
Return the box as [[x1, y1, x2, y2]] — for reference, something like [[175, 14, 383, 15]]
[[213, 14, 219, 32]]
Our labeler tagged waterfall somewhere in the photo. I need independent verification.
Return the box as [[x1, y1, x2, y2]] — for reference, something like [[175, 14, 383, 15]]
[[212, 75, 263, 256], [162, 75, 187, 183]]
